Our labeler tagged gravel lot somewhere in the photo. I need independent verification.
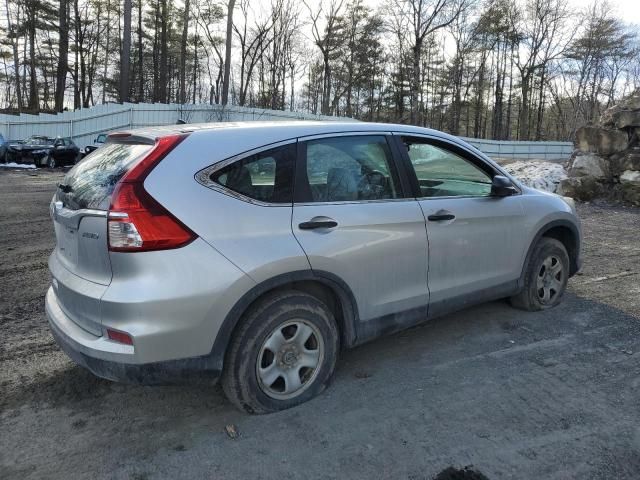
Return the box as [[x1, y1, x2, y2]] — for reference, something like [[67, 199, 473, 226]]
[[1, 168, 639, 480]]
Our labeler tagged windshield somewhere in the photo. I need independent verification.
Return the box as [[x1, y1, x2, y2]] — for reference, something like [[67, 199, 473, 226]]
[[27, 137, 52, 146]]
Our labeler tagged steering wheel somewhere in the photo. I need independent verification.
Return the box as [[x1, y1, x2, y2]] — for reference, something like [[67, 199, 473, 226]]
[[358, 169, 387, 199]]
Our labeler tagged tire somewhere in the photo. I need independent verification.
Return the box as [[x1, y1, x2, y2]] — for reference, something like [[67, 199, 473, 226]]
[[510, 237, 569, 311], [222, 290, 339, 414], [46, 154, 56, 169]]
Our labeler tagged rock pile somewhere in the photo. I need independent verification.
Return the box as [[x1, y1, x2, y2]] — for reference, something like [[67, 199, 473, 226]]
[[561, 91, 640, 205]]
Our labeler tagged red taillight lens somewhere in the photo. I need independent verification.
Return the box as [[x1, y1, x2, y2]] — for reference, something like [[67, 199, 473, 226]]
[[107, 328, 134, 345], [107, 134, 197, 252]]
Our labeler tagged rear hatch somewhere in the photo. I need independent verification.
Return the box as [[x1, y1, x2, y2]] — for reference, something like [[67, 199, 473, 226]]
[[51, 141, 153, 333]]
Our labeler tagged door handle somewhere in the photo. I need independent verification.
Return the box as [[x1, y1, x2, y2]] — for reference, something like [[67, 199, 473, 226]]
[[427, 212, 455, 222], [299, 219, 338, 230]]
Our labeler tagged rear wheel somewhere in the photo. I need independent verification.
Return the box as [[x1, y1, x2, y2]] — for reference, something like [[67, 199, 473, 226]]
[[510, 237, 569, 311], [222, 290, 339, 414]]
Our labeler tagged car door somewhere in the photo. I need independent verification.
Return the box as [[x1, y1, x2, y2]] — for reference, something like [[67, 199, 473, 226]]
[[291, 133, 429, 333], [395, 134, 526, 317]]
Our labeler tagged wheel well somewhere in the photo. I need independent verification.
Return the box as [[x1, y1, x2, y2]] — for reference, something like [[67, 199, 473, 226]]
[[542, 226, 579, 275], [231, 279, 355, 352]]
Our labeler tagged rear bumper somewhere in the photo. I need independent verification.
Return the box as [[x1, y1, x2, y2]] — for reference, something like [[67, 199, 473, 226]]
[[46, 287, 220, 384]]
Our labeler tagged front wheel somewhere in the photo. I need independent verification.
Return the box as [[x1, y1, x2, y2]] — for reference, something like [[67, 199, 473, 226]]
[[222, 290, 339, 414], [510, 237, 569, 311], [46, 154, 56, 169]]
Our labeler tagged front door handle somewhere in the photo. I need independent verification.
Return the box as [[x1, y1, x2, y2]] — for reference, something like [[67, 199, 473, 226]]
[[427, 212, 455, 222], [299, 218, 338, 230]]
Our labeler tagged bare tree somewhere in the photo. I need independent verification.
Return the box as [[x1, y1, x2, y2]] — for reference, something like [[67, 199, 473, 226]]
[[304, 0, 345, 115], [221, 0, 235, 105], [179, 0, 190, 104], [120, 0, 132, 102], [392, 0, 472, 124]]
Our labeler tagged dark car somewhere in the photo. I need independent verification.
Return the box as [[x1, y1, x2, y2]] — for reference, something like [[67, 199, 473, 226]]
[[0, 134, 8, 162], [84, 133, 107, 155], [7, 136, 80, 168]]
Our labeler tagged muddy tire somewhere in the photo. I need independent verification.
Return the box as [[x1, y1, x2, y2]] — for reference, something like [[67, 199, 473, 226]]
[[222, 290, 339, 414], [510, 237, 569, 311]]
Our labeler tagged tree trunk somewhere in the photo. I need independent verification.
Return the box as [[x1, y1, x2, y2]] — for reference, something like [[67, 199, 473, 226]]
[[6, 0, 23, 110], [321, 52, 330, 115], [535, 65, 547, 140], [102, 0, 111, 104], [179, 0, 190, 104], [221, 0, 235, 106], [519, 73, 531, 140], [120, 0, 132, 102], [158, 0, 168, 102], [410, 42, 421, 125], [137, 0, 144, 100], [54, 0, 68, 111], [27, 7, 39, 110]]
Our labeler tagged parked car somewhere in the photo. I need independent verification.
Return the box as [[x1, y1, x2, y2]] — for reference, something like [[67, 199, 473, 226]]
[[6, 135, 80, 167], [0, 133, 8, 162], [46, 122, 582, 413], [84, 133, 107, 155]]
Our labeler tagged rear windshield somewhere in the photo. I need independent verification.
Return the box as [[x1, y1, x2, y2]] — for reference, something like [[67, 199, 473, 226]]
[[57, 142, 152, 210]]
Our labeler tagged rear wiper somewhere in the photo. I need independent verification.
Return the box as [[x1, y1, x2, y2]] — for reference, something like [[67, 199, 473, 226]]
[[58, 183, 73, 193]]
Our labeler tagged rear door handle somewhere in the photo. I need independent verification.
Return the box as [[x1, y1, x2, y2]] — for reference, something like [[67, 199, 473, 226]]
[[427, 212, 455, 222], [299, 219, 338, 230]]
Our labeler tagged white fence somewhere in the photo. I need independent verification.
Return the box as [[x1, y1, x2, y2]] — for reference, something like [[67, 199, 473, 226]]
[[461, 137, 572, 161], [0, 103, 352, 150], [0, 102, 573, 160]]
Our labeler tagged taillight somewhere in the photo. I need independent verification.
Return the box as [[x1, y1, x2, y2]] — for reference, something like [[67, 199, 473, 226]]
[[108, 134, 197, 252]]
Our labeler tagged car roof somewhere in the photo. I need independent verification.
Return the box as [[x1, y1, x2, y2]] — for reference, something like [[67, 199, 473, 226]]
[[110, 121, 466, 145]]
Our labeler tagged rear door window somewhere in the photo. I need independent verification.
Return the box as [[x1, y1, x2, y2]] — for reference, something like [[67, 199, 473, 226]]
[[300, 135, 400, 202], [57, 142, 153, 210]]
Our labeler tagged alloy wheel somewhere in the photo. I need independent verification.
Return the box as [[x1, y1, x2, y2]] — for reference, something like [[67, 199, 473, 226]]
[[536, 255, 564, 305], [256, 320, 324, 400]]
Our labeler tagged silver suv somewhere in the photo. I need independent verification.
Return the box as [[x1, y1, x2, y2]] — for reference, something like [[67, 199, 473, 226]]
[[46, 122, 582, 413]]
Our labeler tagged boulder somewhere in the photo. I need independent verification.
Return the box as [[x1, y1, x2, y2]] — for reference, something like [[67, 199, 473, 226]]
[[611, 110, 640, 130], [619, 149, 640, 171], [620, 170, 640, 184], [558, 176, 603, 201], [574, 126, 628, 156], [619, 170, 640, 205], [601, 90, 640, 127], [568, 153, 608, 179]]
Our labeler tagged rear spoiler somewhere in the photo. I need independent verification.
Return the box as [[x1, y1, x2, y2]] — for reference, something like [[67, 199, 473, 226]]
[[106, 133, 156, 146]]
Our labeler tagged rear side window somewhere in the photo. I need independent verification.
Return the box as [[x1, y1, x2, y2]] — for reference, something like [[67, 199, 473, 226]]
[[208, 144, 295, 204], [58, 142, 152, 210]]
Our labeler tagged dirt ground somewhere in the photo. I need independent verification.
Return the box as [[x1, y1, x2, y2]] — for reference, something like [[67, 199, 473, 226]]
[[1, 168, 639, 480]]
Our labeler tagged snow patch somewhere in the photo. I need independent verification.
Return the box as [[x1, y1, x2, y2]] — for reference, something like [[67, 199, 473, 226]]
[[503, 161, 567, 193], [0, 162, 36, 170]]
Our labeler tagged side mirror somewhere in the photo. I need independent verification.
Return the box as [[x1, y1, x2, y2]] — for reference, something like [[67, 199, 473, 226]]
[[491, 175, 517, 197]]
